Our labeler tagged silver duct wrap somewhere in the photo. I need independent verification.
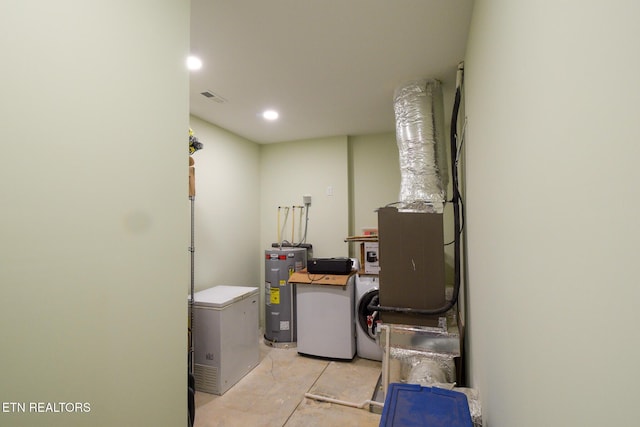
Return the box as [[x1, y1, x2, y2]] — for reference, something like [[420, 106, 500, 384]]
[[380, 322, 482, 426], [394, 79, 448, 213]]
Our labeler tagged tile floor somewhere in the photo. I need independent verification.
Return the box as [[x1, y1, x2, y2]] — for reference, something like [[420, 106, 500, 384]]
[[194, 340, 383, 427]]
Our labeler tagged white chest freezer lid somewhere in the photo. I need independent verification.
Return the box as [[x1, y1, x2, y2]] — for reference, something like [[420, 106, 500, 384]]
[[193, 285, 258, 308]]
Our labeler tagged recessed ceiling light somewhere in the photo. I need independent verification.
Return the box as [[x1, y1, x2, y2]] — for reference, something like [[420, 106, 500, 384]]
[[187, 56, 202, 71], [262, 110, 279, 121]]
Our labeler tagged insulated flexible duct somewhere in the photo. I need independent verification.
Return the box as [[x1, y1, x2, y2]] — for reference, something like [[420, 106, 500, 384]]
[[394, 79, 448, 212]]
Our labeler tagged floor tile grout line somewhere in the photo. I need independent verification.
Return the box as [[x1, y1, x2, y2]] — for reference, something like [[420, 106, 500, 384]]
[[307, 360, 332, 392], [281, 359, 331, 426]]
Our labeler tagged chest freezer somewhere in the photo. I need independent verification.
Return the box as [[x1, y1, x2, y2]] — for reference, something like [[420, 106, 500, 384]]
[[192, 285, 259, 395]]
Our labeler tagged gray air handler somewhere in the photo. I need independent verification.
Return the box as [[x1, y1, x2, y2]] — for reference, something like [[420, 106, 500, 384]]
[[264, 248, 307, 346]]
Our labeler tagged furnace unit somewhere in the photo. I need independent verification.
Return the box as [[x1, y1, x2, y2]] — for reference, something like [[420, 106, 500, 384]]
[[377, 206, 446, 327]]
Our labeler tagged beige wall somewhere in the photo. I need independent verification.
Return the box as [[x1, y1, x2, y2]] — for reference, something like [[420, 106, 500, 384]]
[[0, 2, 189, 426], [259, 136, 350, 259], [188, 116, 261, 290], [465, 1, 640, 425], [348, 133, 400, 239]]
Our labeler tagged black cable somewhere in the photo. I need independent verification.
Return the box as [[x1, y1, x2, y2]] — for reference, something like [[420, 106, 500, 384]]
[[444, 198, 465, 246], [444, 195, 465, 246], [306, 272, 329, 283]]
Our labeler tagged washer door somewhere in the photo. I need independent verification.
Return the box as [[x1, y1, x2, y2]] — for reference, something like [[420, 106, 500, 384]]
[[357, 289, 379, 340]]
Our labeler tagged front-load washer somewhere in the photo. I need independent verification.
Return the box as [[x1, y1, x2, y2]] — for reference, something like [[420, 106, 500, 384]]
[[355, 274, 383, 361]]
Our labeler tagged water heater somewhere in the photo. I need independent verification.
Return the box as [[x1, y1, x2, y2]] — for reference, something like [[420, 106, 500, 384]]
[[264, 247, 306, 346]]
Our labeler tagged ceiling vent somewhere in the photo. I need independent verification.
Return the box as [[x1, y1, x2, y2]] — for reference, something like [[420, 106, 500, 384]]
[[200, 91, 227, 103]]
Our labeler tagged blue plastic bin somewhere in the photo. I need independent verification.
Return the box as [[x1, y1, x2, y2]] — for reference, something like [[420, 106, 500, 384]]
[[379, 383, 473, 427]]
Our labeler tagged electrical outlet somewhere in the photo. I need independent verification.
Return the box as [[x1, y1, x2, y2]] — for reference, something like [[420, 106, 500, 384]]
[[303, 194, 312, 205]]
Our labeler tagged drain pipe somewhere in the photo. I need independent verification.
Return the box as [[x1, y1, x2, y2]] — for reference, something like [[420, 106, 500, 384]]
[[303, 393, 384, 409], [379, 323, 391, 400]]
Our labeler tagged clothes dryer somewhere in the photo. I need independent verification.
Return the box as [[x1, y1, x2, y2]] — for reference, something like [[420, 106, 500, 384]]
[[355, 274, 383, 361]]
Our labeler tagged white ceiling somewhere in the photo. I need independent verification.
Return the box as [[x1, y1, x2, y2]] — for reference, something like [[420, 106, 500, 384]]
[[190, 0, 473, 144]]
